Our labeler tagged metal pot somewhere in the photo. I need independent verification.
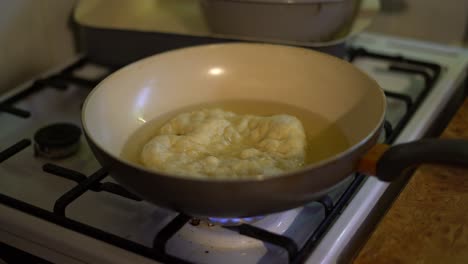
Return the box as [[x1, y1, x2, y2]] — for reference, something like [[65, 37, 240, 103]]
[[200, 0, 358, 42], [81, 43, 468, 217], [74, 0, 376, 65]]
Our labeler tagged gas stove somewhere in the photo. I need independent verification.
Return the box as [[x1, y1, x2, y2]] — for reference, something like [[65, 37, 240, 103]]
[[0, 33, 467, 264]]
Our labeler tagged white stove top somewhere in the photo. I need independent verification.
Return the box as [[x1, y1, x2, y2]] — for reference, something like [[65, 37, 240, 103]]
[[0, 33, 467, 264], [310, 33, 468, 263]]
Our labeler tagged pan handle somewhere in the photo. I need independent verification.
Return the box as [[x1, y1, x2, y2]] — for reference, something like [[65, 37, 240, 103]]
[[373, 139, 468, 182]]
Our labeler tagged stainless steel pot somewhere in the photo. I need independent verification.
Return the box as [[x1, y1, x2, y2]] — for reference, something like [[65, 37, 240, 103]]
[[81, 43, 468, 217], [74, 0, 378, 65], [200, 0, 358, 42]]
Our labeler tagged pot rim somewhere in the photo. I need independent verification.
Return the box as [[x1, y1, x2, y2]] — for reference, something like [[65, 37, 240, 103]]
[[204, 0, 347, 5]]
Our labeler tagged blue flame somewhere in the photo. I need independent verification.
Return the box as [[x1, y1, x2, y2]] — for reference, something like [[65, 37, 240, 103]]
[[207, 216, 262, 225]]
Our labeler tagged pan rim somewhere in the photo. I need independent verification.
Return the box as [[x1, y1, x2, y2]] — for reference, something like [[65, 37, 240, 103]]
[[81, 42, 387, 183]]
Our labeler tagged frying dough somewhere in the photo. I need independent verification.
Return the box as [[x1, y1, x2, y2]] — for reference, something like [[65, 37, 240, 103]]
[[141, 108, 307, 179]]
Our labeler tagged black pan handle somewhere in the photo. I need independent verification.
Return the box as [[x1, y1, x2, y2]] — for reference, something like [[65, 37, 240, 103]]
[[376, 138, 468, 182]]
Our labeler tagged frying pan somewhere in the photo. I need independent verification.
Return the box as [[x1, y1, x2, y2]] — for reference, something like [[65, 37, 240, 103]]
[[82, 43, 468, 218]]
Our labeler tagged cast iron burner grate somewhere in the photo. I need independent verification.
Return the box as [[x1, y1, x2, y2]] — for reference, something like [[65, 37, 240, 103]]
[[0, 48, 441, 263]]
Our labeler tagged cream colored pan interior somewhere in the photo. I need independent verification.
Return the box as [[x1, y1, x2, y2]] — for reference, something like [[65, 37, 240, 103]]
[[83, 43, 386, 174]]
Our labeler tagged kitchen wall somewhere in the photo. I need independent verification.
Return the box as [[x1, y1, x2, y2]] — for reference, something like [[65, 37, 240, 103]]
[[0, 0, 77, 94]]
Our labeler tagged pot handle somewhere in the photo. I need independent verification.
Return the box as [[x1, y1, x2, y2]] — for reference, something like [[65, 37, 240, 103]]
[[358, 139, 468, 182]]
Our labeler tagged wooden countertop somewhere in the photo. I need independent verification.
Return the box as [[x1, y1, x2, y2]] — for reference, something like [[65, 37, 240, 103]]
[[354, 98, 468, 264]]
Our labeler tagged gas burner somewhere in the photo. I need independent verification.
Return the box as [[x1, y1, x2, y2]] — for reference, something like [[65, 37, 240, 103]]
[[176, 209, 302, 252], [207, 216, 264, 226], [34, 123, 82, 159], [191, 216, 265, 226]]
